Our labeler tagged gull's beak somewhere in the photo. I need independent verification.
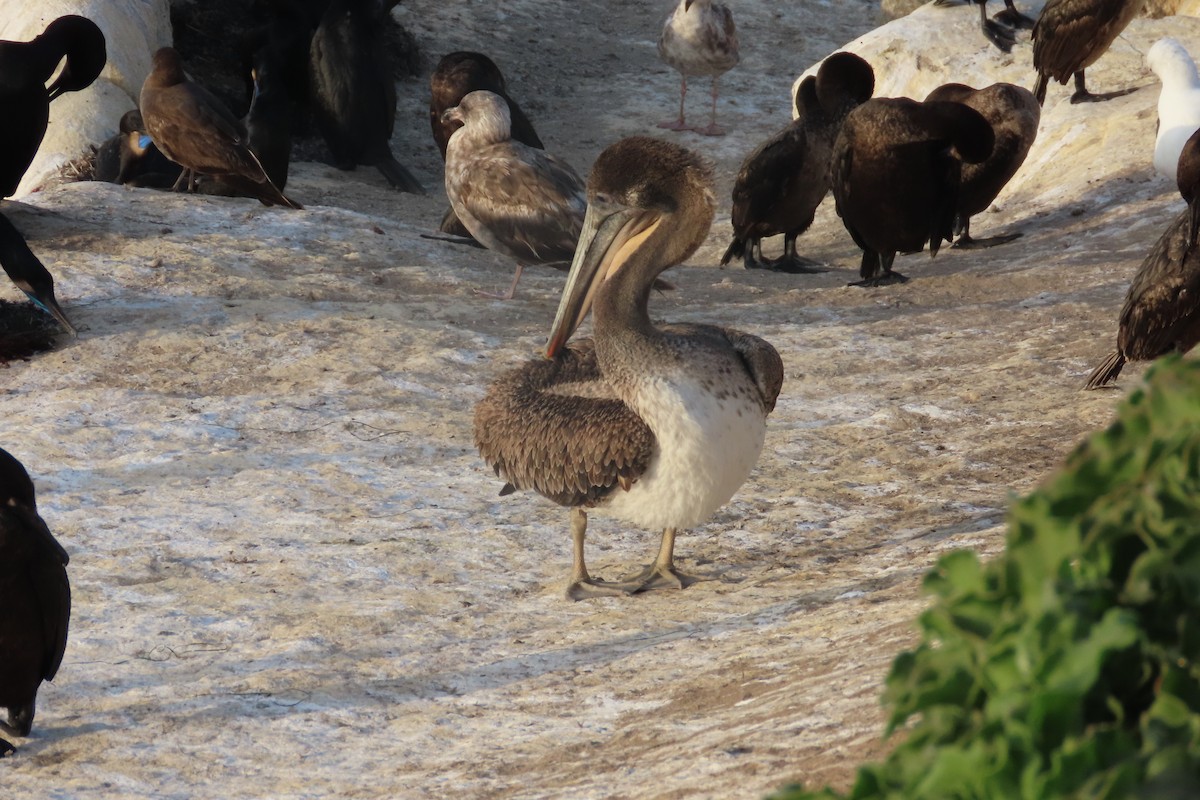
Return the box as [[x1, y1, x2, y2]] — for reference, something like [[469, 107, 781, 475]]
[[545, 198, 658, 358]]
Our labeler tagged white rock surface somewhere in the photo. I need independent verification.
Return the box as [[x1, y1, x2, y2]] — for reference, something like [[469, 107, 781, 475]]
[[2, 0, 1200, 797], [1, 0, 171, 197]]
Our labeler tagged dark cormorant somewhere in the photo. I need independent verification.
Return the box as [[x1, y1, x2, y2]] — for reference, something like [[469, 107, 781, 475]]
[[721, 52, 874, 273], [1032, 0, 1140, 105], [933, 0, 1035, 53], [923, 82, 1040, 247], [309, 0, 424, 193], [1086, 209, 1200, 388], [0, 213, 76, 335], [0, 16, 106, 197], [1178, 126, 1200, 254], [0, 447, 70, 755], [831, 97, 995, 285]]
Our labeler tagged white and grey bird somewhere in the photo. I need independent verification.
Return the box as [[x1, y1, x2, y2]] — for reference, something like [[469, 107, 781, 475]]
[[657, 0, 739, 136], [1147, 38, 1200, 181], [442, 90, 586, 299], [475, 137, 783, 600]]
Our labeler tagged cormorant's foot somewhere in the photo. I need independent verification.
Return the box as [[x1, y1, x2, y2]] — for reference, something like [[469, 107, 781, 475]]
[[756, 254, 828, 274], [981, 20, 1016, 54], [621, 563, 703, 593], [0, 738, 13, 757], [849, 271, 908, 287], [566, 577, 639, 601], [994, 8, 1035, 29], [690, 123, 727, 137], [952, 231, 1022, 249], [1069, 87, 1137, 104], [657, 119, 690, 131]]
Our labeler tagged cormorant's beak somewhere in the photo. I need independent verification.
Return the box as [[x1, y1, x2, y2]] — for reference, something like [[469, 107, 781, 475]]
[[545, 198, 657, 358], [20, 287, 77, 337], [47, 79, 65, 102]]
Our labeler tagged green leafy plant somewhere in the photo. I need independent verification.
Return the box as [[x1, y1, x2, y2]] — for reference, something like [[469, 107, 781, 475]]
[[773, 355, 1200, 800]]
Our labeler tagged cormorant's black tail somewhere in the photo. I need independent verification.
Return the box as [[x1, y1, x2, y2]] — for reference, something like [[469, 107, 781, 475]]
[[1034, 73, 1049, 107], [439, 205, 473, 238], [375, 156, 426, 195], [1085, 351, 1125, 390]]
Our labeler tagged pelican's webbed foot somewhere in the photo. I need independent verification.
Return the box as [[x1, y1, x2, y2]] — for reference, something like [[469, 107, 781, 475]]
[[566, 577, 639, 601], [619, 562, 703, 593]]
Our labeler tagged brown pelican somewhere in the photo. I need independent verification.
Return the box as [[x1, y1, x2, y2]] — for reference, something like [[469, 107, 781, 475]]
[[442, 90, 585, 299], [721, 52, 874, 272], [832, 98, 995, 285], [430, 51, 544, 240], [1032, 0, 1140, 105], [657, 0, 739, 136], [139, 48, 301, 209], [1086, 209, 1200, 389], [0, 447, 70, 756], [474, 137, 783, 599], [923, 82, 1040, 248]]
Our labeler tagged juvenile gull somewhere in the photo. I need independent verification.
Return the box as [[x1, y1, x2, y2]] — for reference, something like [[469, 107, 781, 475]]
[[657, 0, 739, 136]]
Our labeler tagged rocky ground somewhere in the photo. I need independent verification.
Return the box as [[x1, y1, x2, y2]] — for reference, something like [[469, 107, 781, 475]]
[[2, 0, 1197, 797]]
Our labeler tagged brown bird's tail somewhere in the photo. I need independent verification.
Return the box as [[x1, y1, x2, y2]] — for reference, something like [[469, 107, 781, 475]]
[[1085, 350, 1126, 390]]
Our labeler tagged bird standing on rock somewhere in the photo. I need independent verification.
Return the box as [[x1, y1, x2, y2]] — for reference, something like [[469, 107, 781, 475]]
[[832, 97, 995, 285], [430, 51, 545, 239], [1031, 0, 1140, 105], [309, 0, 425, 193], [722, 52, 875, 273], [442, 90, 585, 300], [923, 82, 1040, 248], [1146, 38, 1200, 182], [1086, 210, 1200, 389], [0, 15, 106, 198], [0, 447, 70, 757], [657, 0, 739, 136], [139, 47, 300, 209], [475, 137, 782, 600]]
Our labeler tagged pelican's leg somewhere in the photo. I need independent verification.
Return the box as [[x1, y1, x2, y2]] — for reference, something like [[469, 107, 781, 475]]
[[658, 75, 690, 131], [474, 263, 524, 300], [566, 508, 638, 600], [692, 77, 727, 136], [619, 527, 702, 592]]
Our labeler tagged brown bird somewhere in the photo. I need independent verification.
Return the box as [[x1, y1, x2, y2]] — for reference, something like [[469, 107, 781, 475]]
[[831, 97, 995, 285], [1032, 0, 1140, 105], [721, 52, 874, 272], [442, 91, 585, 299], [923, 82, 1040, 248], [657, 0, 739, 136], [1086, 209, 1200, 389], [139, 47, 300, 209], [430, 51, 544, 240], [0, 447, 70, 756]]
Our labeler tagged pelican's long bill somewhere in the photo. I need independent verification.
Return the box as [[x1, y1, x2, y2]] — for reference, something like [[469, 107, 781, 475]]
[[545, 198, 659, 358]]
